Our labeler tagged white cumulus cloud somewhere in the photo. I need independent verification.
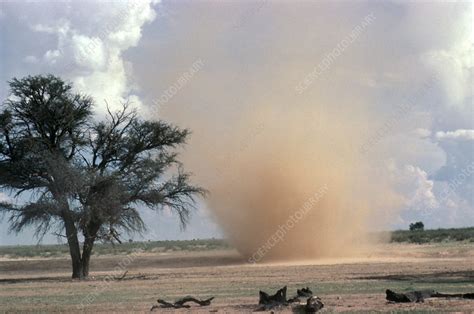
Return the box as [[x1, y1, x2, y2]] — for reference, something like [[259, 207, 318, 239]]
[[435, 129, 474, 141], [29, 1, 159, 114]]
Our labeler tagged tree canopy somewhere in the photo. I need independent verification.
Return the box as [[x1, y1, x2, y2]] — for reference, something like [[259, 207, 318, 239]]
[[409, 221, 424, 232], [0, 74, 205, 278]]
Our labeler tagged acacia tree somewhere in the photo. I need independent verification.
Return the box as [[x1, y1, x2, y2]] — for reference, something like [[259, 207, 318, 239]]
[[409, 221, 424, 232], [0, 75, 205, 279]]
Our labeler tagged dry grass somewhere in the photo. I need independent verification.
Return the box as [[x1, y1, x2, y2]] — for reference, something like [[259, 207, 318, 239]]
[[1, 243, 474, 312]]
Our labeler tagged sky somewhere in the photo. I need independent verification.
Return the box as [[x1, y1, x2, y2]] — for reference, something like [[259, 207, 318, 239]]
[[0, 0, 472, 245]]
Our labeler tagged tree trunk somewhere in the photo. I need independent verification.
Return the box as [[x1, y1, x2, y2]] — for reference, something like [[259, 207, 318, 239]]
[[81, 222, 100, 278], [81, 238, 93, 278], [63, 214, 83, 279]]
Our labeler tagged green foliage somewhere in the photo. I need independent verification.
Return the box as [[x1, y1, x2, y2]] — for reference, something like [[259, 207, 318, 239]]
[[391, 227, 474, 244], [409, 221, 424, 232], [0, 74, 205, 238], [0, 74, 206, 277]]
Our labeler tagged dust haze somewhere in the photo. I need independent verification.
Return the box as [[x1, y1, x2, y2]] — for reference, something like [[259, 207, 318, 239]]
[[143, 2, 410, 261], [165, 86, 393, 261]]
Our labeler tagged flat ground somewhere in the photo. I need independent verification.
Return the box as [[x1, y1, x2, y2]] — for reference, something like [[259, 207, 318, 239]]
[[1, 242, 474, 313]]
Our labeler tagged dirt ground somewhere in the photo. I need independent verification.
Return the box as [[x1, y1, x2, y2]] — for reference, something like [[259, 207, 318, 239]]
[[1, 242, 474, 313]]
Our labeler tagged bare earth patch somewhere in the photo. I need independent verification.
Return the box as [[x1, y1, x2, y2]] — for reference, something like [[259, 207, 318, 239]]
[[1, 243, 474, 312]]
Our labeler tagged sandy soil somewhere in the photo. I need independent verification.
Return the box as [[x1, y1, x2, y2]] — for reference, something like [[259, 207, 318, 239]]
[[1, 243, 474, 313]]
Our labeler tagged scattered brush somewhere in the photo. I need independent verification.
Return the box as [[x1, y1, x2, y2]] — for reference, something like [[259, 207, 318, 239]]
[[386, 289, 474, 303], [257, 286, 288, 311], [257, 286, 324, 312], [113, 271, 147, 281], [150, 296, 214, 311], [113, 270, 128, 280]]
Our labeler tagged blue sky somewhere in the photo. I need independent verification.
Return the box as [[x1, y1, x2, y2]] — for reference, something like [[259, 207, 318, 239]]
[[0, 1, 473, 245]]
